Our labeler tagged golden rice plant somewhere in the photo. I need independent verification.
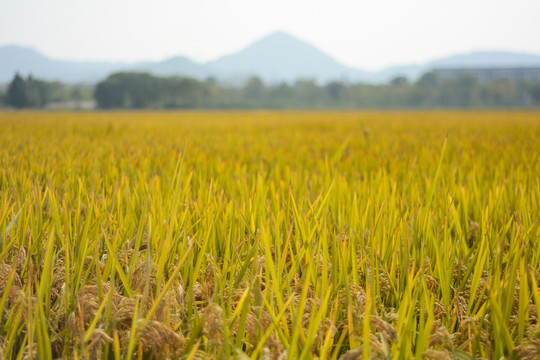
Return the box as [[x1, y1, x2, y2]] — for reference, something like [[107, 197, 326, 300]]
[[0, 111, 539, 359]]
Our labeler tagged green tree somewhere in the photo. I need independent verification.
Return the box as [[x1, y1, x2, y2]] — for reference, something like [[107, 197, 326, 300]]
[[25, 75, 45, 107], [326, 81, 345, 104], [416, 72, 438, 87], [529, 84, 540, 105], [6, 73, 28, 108], [390, 76, 409, 86], [71, 87, 83, 102], [95, 72, 212, 109], [243, 76, 265, 107]]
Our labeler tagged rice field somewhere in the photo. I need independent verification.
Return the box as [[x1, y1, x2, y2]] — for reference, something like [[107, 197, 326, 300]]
[[0, 111, 539, 360]]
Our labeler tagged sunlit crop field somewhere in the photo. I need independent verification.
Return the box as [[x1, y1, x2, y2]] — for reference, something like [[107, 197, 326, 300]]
[[1, 111, 540, 360]]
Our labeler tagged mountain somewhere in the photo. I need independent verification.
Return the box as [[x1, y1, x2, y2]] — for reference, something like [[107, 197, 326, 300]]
[[383, 51, 540, 82], [429, 51, 540, 69], [0, 45, 211, 84], [369, 64, 426, 83], [2, 34, 540, 84], [139, 56, 208, 78], [0, 45, 129, 84], [206, 31, 370, 83]]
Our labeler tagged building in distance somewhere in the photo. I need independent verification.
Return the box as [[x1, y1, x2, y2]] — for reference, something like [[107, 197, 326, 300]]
[[433, 67, 540, 83]]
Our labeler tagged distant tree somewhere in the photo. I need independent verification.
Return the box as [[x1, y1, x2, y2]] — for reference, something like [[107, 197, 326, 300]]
[[71, 87, 83, 102], [6, 73, 28, 108], [455, 75, 480, 107], [326, 81, 345, 104], [94, 77, 125, 108], [95, 72, 212, 109], [4, 74, 58, 108], [94, 73, 157, 108], [93, 70, 540, 110], [24, 75, 45, 107], [416, 72, 438, 87], [529, 84, 540, 104], [244, 76, 265, 105], [269, 82, 294, 108], [293, 79, 323, 107], [205, 76, 217, 85], [390, 76, 409, 86], [164, 77, 210, 108]]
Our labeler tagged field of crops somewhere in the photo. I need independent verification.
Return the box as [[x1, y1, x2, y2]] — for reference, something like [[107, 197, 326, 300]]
[[0, 111, 539, 360]]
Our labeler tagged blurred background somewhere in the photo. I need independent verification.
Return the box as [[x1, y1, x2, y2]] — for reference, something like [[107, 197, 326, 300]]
[[1, 0, 540, 110]]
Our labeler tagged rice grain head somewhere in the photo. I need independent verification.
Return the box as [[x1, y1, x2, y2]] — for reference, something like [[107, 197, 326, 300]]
[[203, 303, 224, 347], [135, 319, 184, 358]]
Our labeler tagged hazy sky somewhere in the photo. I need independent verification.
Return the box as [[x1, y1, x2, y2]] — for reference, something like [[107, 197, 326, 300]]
[[1, 0, 539, 70]]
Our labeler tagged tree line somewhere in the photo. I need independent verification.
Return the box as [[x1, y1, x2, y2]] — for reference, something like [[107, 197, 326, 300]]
[[2, 71, 540, 109], [0, 73, 93, 109]]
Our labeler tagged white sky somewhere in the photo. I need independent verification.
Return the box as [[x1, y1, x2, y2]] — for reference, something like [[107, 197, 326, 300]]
[[1, 0, 539, 71]]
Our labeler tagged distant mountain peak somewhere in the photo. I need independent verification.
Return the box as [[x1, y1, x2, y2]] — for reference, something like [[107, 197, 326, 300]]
[[242, 31, 322, 53], [258, 31, 302, 42], [204, 31, 356, 82]]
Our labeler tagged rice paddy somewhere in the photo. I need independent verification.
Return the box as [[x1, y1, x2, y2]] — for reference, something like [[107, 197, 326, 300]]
[[0, 111, 539, 359]]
